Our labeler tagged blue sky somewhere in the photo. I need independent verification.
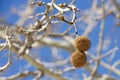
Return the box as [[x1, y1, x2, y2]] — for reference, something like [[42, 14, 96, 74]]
[[0, 0, 120, 80]]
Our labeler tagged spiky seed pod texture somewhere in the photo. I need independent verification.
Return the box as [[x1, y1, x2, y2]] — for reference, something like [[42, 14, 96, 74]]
[[71, 50, 87, 68], [74, 36, 91, 51]]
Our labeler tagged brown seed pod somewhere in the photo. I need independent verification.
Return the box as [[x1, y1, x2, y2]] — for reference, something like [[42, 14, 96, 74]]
[[71, 50, 87, 68], [74, 36, 91, 51]]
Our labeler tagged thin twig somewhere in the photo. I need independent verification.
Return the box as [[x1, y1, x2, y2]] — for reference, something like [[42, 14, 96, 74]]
[[12, 44, 69, 80], [112, 0, 120, 12], [43, 57, 70, 67], [91, 0, 105, 76], [0, 71, 42, 80], [0, 43, 7, 51], [0, 29, 13, 72], [0, 50, 12, 72], [87, 47, 119, 64], [87, 47, 120, 76]]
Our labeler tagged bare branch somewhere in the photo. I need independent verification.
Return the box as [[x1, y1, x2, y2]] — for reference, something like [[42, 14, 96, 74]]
[[0, 71, 42, 80], [0, 27, 13, 72], [12, 44, 69, 80], [112, 0, 120, 13], [91, 0, 106, 77]]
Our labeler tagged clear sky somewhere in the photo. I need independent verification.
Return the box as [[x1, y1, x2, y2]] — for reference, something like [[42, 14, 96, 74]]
[[0, 0, 120, 80]]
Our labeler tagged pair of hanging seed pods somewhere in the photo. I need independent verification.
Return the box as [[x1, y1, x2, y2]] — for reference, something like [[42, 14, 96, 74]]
[[71, 36, 91, 68]]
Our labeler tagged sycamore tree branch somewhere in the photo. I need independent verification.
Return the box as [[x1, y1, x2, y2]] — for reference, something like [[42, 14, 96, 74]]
[[91, 0, 105, 77], [11, 37, 74, 80], [112, 0, 120, 13], [0, 32, 74, 80], [34, 35, 75, 52], [0, 71, 42, 80], [87, 47, 120, 76]]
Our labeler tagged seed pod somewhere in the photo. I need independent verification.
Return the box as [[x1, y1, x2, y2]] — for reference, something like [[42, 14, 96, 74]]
[[74, 36, 91, 51], [71, 50, 87, 68]]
